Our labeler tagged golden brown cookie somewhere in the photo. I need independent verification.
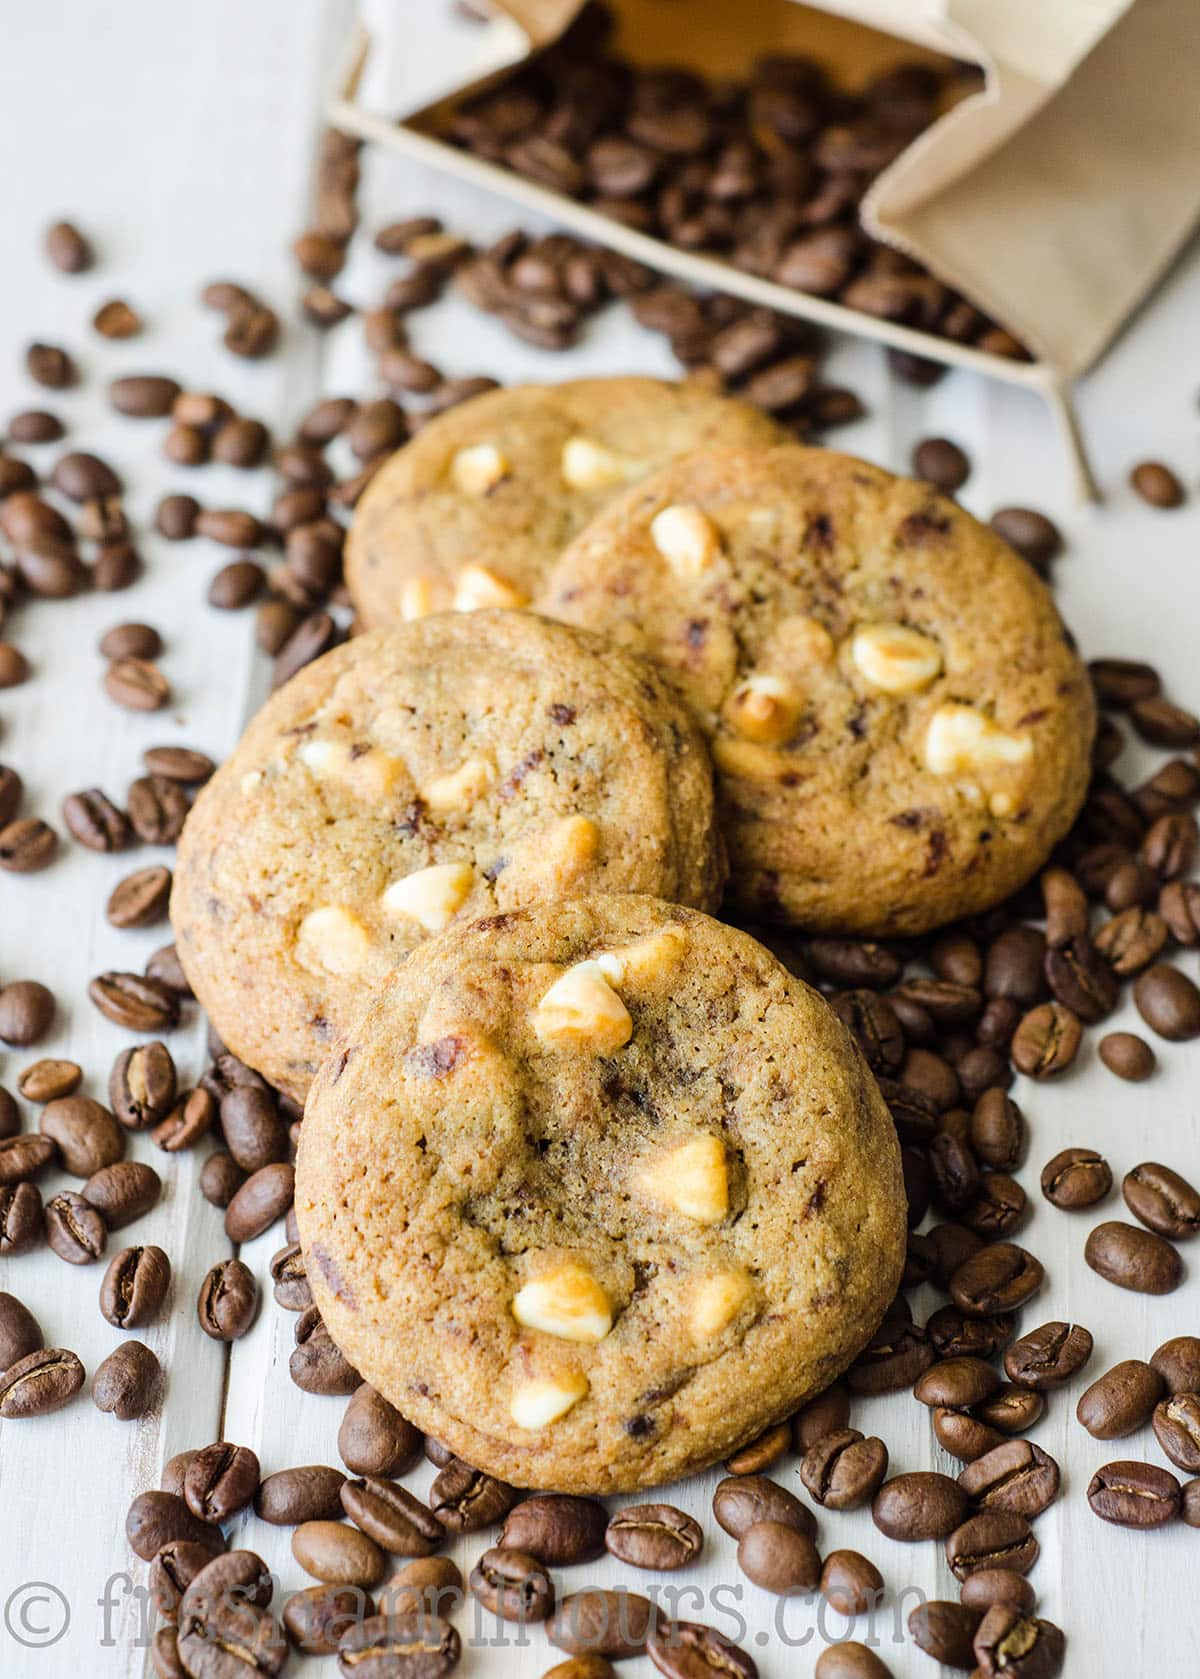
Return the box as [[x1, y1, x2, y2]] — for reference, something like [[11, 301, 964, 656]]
[[297, 895, 905, 1493], [539, 446, 1095, 935], [171, 613, 723, 1102], [344, 376, 785, 628]]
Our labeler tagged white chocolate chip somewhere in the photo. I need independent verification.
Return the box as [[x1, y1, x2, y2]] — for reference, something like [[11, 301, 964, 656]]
[[595, 927, 687, 987], [298, 738, 405, 801], [649, 504, 720, 579], [450, 442, 510, 497], [722, 673, 803, 744], [451, 564, 528, 613], [634, 1135, 728, 1225], [296, 906, 373, 976], [541, 815, 600, 879], [989, 790, 1016, 818], [560, 436, 640, 491], [711, 738, 794, 781], [509, 1369, 589, 1429], [381, 862, 475, 932], [924, 704, 1032, 778], [512, 1261, 613, 1344], [423, 758, 493, 814], [688, 1268, 753, 1340], [240, 770, 264, 793], [400, 577, 436, 622], [532, 961, 633, 1054], [851, 622, 942, 694]]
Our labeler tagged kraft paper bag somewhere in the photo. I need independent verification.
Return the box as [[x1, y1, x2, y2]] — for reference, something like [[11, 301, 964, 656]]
[[485, 0, 1200, 377]]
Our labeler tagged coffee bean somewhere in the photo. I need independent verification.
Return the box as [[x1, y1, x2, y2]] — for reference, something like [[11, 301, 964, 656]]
[[1010, 1002, 1080, 1077], [1004, 1322, 1093, 1390], [957, 1441, 1059, 1519], [0, 643, 29, 688], [293, 1520, 386, 1588], [197, 1257, 258, 1340], [950, 1243, 1043, 1316], [644, 1619, 757, 1679], [847, 1309, 933, 1393], [0, 1133, 57, 1186], [27, 342, 76, 389], [1043, 934, 1118, 1021], [1123, 1160, 1200, 1238], [155, 493, 200, 540], [0, 816, 57, 873], [98, 622, 161, 662], [185, 1442, 261, 1522], [195, 507, 263, 549], [945, 1511, 1038, 1580], [973, 1606, 1065, 1678], [100, 1244, 171, 1328], [710, 1477, 816, 1548], [813, 1644, 893, 1679], [975, 1383, 1045, 1435], [1160, 878, 1200, 944], [90, 972, 180, 1032], [273, 610, 338, 688], [0, 1183, 44, 1254], [914, 1356, 1001, 1411], [45, 220, 93, 272], [912, 437, 969, 492], [1040, 1146, 1111, 1209], [209, 558, 265, 609], [224, 1160, 294, 1242], [1093, 906, 1168, 976], [926, 1223, 985, 1291], [282, 1583, 375, 1655], [983, 931, 1048, 1003], [1130, 460, 1185, 507], [736, 1520, 821, 1594], [960, 1570, 1037, 1615], [1152, 1393, 1200, 1472], [45, 1190, 107, 1263], [110, 1042, 177, 1131], [381, 1555, 463, 1620], [62, 788, 132, 852], [1131, 695, 1200, 748], [0, 1088, 16, 1140], [338, 1384, 422, 1478], [53, 450, 121, 502], [0, 1292, 43, 1370], [800, 1429, 888, 1510], [970, 1089, 1025, 1171], [177, 1556, 283, 1678], [143, 745, 215, 785], [907, 1601, 983, 1668], [0, 764, 22, 828], [0, 1347, 85, 1416], [149, 1540, 214, 1622], [105, 864, 172, 931], [830, 991, 904, 1075], [256, 1465, 346, 1525], [195, 1153, 243, 1213], [873, 1471, 967, 1540], [604, 1503, 702, 1571], [469, 1546, 554, 1623], [428, 1458, 518, 1532], [1183, 1478, 1200, 1527], [269, 1241, 311, 1311], [291, 1307, 361, 1395], [337, 1610, 459, 1675], [104, 656, 170, 712], [126, 1490, 226, 1562], [0, 980, 55, 1045], [791, 1381, 851, 1452], [1151, 1335, 1200, 1394], [724, 1419, 791, 1474], [817, 1550, 883, 1618], [151, 1627, 185, 1677], [110, 375, 181, 417], [989, 509, 1062, 569], [92, 1340, 160, 1419], [1087, 1459, 1180, 1527], [1085, 1219, 1183, 1293], [1098, 1031, 1155, 1081], [16, 1058, 80, 1104]]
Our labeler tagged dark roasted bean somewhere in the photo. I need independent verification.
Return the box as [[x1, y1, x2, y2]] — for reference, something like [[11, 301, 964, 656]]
[[945, 1510, 1038, 1580], [950, 1243, 1043, 1316], [1085, 1219, 1182, 1293], [973, 1606, 1065, 1679], [470, 1546, 554, 1621], [0, 981, 55, 1046], [126, 1491, 225, 1562], [800, 1428, 888, 1510], [1040, 1146, 1111, 1209], [1004, 1322, 1093, 1390], [256, 1465, 346, 1526], [185, 1442, 261, 1522], [197, 1257, 258, 1340], [92, 1340, 160, 1420], [1123, 1160, 1200, 1238], [0, 1347, 86, 1417], [1087, 1459, 1180, 1527], [958, 1441, 1059, 1518], [429, 1458, 518, 1532], [1150, 1335, 1200, 1394], [1076, 1359, 1165, 1439], [100, 1244, 171, 1328], [605, 1503, 702, 1571], [500, 1494, 609, 1565], [45, 1190, 107, 1263], [336, 1610, 458, 1675], [62, 787, 132, 851], [907, 1601, 983, 1668]]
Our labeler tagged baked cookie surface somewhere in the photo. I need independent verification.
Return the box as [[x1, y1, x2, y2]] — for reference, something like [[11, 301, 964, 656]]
[[539, 446, 1095, 935], [297, 894, 905, 1493], [345, 376, 785, 628], [171, 613, 723, 1103]]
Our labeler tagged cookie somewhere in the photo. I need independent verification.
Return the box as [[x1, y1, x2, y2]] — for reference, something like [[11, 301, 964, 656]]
[[344, 376, 785, 628], [539, 446, 1095, 935], [171, 612, 723, 1103], [297, 894, 905, 1493]]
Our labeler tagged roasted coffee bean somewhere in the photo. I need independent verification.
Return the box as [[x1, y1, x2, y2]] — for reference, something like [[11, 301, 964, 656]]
[[0, 1183, 44, 1254], [0, 1347, 85, 1417], [89, 971, 180, 1032], [957, 1441, 1059, 1518], [1086, 1460, 1180, 1527], [0, 1088, 16, 1140], [92, 297, 141, 338], [907, 1601, 983, 1668], [195, 1153, 243, 1213], [1130, 460, 1185, 508], [950, 1243, 1043, 1316], [973, 1606, 1064, 1679], [1085, 1219, 1182, 1293], [150, 1540, 216, 1622], [1182, 1479, 1200, 1526], [283, 1583, 375, 1655], [194, 507, 263, 549], [1093, 906, 1167, 975], [1090, 657, 1161, 708], [903, 1046, 960, 1111], [483, 1495, 604, 1569], [1150, 1335, 1200, 1394], [162, 1451, 200, 1497], [151, 1627, 185, 1678], [847, 1309, 933, 1393], [177, 1571, 283, 1678], [791, 1381, 851, 1452], [197, 1257, 258, 1340], [143, 745, 215, 786], [1076, 1355, 1166, 1440], [219, 1085, 289, 1171], [62, 788, 132, 851], [932, 1408, 1007, 1464], [725, 1419, 791, 1474], [100, 1244, 171, 1328], [185, 1442, 261, 1522], [927, 1224, 984, 1290], [156, 493, 200, 540], [110, 1042, 177, 1131], [27, 342, 76, 388], [1040, 1146, 1111, 1209], [735, 1520, 821, 1594], [927, 1132, 979, 1213], [1040, 865, 1088, 948], [381, 1555, 464, 1619], [224, 1160, 294, 1242], [1043, 934, 1117, 1021], [873, 1471, 967, 1540], [126, 1490, 226, 1562], [336, 1611, 459, 1676], [470, 1547, 554, 1622], [970, 1090, 1025, 1171], [269, 1241, 312, 1311], [605, 1503, 702, 1571], [127, 773, 190, 843], [256, 1465, 346, 1526], [153, 1087, 214, 1152], [1160, 878, 1200, 944], [273, 609, 338, 688], [18, 1059, 82, 1103], [829, 991, 904, 1074], [92, 1340, 160, 1420], [800, 1428, 888, 1510], [293, 1520, 386, 1588], [990, 507, 1062, 570], [1004, 1322, 1093, 1390], [45, 1190, 107, 1263], [338, 1383, 422, 1478], [209, 558, 266, 609], [1132, 962, 1200, 1039], [104, 656, 170, 712], [1123, 1161, 1200, 1239], [0, 765, 22, 829], [0, 817, 58, 873], [53, 449, 121, 502], [914, 1357, 1001, 1411], [1131, 695, 1200, 747], [945, 1511, 1038, 1580], [41, 1094, 125, 1177], [1010, 1002, 1080, 1077], [109, 374, 181, 417], [813, 1644, 893, 1679], [429, 1458, 518, 1532], [1098, 1030, 1156, 1081], [975, 1384, 1045, 1435], [1152, 1393, 1200, 1472], [0, 980, 55, 1046], [645, 1618, 757, 1679], [341, 1476, 444, 1556], [1141, 810, 1199, 878], [0, 1133, 57, 1185], [45, 219, 93, 272], [710, 1476, 816, 1547], [960, 1570, 1037, 1615], [291, 1308, 361, 1395], [0, 1293, 42, 1373], [912, 436, 969, 492]]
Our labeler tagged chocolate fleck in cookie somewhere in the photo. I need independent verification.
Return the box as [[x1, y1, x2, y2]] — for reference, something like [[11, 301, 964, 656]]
[[344, 377, 785, 628], [539, 446, 1094, 935], [297, 895, 905, 1493], [171, 614, 723, 1103]]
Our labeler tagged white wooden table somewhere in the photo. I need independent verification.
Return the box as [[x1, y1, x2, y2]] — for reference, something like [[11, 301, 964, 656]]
[[0, 3, 1196, 1674]]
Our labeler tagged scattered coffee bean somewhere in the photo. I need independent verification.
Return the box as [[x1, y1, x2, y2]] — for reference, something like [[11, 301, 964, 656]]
[[104, 656, 170, 712], [107, 864, 173, 929], [45, 1190, 107, 1263], [973, 1606, 1064, 1679], [84, 1160, 160, 1230], [1040, 1146, 1111, 1209], [950, 1243, 1044, 1316], [1152, 1393, 1200, 1472], [292, 1520, 386, 1588], [127, 774, 189, 844], [914, 1356, 1001, 1411], [0, 1182, 45, 1254], [1085, 1220, 1183, 1293], [27, 342, 76, 388], [792, 1381, 851, 1452], [0, 817, 57, 873], [0, 1292, 44, 1370], [960, 1570, 1037, 1615], [1086, 1459, 1180, 1527], [1098, 1030, 1156, 1081], [429, 1458, 518, 1532], [197, 1257, 258, 1340], [1130, 460, 1185, 508], [725, 1419, 791, 1474], [256, 1465, 346, 1526], [224, 1160, 294, 1242], [989, 508, 1062, 570], [912, 437, 969, 492], [209, 557, 265, 609], [813, 1644, 893, 1679], [184, 1441, 260, 1522], [470, 1546, 555, 1622], [605, 1503, 702, 1571], [736, 1520, 821, 1594], [800, 1429, 888, 1510], [89, 972, 180, 1033], [100, 1244, 171, 1328], [62, 788, 132, 852], [111, 1042, 178, 1130], [0, 765, 22, 829], [98, 622, 161, 661], [945, 1510, 1038, 1580], [16, 1059, 80, 1103], [0, 1347, 86, 1417], [1010, 1002, 1081, 1076], [818, 1550, 883, 1617], [1122, 1160, 1200, 1239], [126, 1490, 225, 1562], [908, 1601, 982, 1668], [45, 220, 93, 272], [711, 1475, 816, 1543], [932, 1407, 1007, 1464], [338, 1383, 422, 1479], [0, 1133, 57, 1186], [0, 980, 55, 1046], [1151, 1335, 1200, 1394], [291, 1307, 361, 1395], [1004, 1322, 1093, 1390], [337, 1610, 458, 1674], [958, 1440, 1060, 1518], [93, 1340, 160, 1420], [873, 1471, 968, 1541], [282, 1583, 375, 1655]]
